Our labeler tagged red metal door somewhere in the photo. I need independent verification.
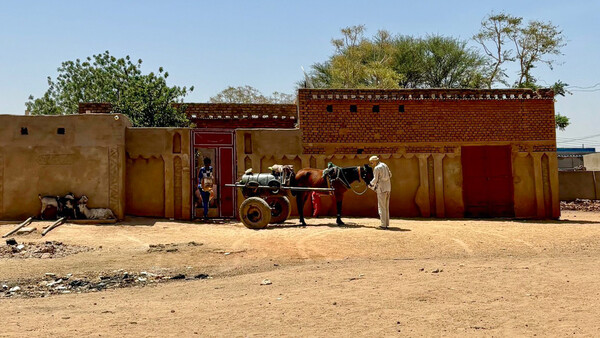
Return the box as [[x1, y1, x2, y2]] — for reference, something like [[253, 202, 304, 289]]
[[462, 146, 514, 217], [192, 130, 236, 218]]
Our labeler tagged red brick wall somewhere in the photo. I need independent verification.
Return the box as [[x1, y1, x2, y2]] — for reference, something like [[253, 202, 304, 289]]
[[298, 89, 556, 152], [78, 103, 298, 129], [178, 103, 297, 129], [78, 103, 113, 114]]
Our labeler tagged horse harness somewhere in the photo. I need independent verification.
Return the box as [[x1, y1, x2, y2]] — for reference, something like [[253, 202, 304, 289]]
[[324, 164, 370, 196]]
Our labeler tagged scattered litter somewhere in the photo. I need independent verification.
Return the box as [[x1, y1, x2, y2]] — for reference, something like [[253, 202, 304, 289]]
[[261, 279, 272, 285], [431, 269, 443, 273], [561, 199, 600, 212], [0, 270, 192, 298], [0, 241, 93, 259], [16, 227, 36, 235]]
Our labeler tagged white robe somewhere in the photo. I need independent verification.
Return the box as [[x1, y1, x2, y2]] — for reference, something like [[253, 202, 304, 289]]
[[369, 162, 392, 227]]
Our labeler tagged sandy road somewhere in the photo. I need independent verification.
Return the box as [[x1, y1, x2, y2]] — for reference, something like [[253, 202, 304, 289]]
[[1, 210, 600, 336]]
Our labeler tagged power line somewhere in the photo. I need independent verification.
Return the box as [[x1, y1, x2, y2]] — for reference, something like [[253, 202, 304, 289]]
[[567, 82, 600, 89]]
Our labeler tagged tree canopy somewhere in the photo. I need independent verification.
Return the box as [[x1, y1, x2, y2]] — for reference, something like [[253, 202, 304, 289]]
[[26, 51, 194, 127], [209, 85, 294, 104], [306, 25, 489, 89], [307, 18, 569, 130]]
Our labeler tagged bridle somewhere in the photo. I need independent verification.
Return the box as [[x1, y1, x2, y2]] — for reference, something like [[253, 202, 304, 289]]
[[338, 166, 370, 196]]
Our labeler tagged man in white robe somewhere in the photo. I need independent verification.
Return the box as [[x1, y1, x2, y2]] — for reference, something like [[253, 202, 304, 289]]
[[368, 155, 392, 229]]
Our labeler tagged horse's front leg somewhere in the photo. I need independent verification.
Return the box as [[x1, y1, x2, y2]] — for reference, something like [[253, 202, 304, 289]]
[[335, 199, 345, 226]]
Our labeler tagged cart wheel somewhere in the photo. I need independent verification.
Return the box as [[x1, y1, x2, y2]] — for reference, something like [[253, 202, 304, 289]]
[[239, 197, 272, 229], [266, 196, 291, 224]]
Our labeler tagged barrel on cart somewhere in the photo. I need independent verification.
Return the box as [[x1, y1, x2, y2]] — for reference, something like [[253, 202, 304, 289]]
[[226, 172, 333, 229]]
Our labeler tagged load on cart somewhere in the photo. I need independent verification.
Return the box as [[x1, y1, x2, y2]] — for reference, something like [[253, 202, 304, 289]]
[[226, 165, 333, 229]]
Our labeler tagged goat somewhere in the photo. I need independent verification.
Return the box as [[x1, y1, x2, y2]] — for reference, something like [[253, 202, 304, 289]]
[[39, 194, 60, 219], [77, 195, 116, 219], [58, 193, 77, 219]]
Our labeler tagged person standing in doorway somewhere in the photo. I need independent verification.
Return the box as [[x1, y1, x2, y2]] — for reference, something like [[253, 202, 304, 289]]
[[196, 157, 214, 220], [368, 155, 392, 229]]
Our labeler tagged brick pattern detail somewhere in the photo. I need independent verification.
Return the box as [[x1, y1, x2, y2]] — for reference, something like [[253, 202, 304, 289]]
[[79, 103, 113, 114], [533, 144, 557, 152], [178, 103, 297, 129], [298, 89, 557, 147], [78, 102, 299, 129], [335, 147, 399, 154]]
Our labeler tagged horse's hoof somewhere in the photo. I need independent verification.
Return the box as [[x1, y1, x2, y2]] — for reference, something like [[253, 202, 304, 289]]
[[337, 221, 345, 226]]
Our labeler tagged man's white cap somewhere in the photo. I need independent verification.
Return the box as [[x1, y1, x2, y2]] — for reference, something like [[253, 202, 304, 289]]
[[369, 155, 380, 162]]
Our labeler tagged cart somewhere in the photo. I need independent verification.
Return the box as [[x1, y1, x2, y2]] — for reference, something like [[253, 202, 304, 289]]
[[225, 172, 333, 229]]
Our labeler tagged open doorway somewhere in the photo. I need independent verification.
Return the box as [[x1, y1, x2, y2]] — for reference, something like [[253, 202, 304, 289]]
[[191, 130, 236, 219], [194, 148, 218, 218]]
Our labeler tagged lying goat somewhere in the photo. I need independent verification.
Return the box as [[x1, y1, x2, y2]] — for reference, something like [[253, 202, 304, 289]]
[[77, 195, 116, 219]]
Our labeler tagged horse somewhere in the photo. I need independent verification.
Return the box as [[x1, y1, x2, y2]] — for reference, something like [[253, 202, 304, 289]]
[[292, 164, 374, 226]]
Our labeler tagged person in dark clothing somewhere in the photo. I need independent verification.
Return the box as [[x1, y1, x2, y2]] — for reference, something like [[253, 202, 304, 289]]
[[195, 157, 214, 219]]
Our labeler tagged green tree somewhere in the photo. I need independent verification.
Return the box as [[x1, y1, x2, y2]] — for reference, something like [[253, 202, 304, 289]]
[[555, 113, 570, 131], [473, 12, 522, 88], [209, 85, 294, 104], [307, 26, 489, 89], [26, 51, 194, 127], [513, 20, 565, 87], [474, 12, 566, 88]]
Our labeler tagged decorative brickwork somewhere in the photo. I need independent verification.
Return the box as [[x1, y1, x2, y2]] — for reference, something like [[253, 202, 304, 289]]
[[78, 103, 113, 114], [298, 89, 556, 149], [533, 144, 557, 152], [78, 102, 298, 129], [178, 103, 297, 129]]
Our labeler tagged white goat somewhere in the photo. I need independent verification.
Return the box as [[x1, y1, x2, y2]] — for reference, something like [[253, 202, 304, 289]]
[[77, 195, 116, 219]]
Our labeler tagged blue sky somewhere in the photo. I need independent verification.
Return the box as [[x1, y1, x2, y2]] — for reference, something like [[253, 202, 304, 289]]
[[1, 0, 599, 147]]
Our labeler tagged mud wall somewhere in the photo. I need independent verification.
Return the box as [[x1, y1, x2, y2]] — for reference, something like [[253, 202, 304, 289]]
[[559, 171, 600, 201], [236, 129, 559, 219], [125, 128, 191, 220], [0, 114, 130, 220]]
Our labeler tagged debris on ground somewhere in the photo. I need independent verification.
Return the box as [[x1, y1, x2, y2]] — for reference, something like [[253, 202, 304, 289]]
[[147, 242, 203, 253], [431, 268, 443, 273], [0, 241, 93, 259], [0, 270, 211, 298], [15, 227, 36, 235], [561, 199, 600, 212], [261, 279, 272, 285]]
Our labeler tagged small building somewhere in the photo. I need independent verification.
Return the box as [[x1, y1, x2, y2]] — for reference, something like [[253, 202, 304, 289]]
[[557, 148, 596, 171], [0, 88, 560, 221]]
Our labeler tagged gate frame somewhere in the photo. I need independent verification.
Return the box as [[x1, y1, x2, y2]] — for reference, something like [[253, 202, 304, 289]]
[[190, 129, 237, 219]]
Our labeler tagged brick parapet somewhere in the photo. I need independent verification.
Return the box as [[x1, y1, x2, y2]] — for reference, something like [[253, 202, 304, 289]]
[[78, 103, 113, 114], [298, 88, 557, 152], [78, 102, 299, 129]]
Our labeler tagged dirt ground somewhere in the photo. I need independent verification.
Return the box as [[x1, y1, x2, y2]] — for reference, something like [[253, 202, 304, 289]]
[[1, 211, 600, 337]]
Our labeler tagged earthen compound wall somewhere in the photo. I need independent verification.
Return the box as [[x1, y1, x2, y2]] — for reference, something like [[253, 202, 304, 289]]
[[125, 128, 191, 220], [0, 114, 130, 220], [236, 127, 559, 219]]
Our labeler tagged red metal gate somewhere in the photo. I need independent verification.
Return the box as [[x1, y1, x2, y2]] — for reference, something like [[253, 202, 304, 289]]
[[191, 130, 236, 218], [462, 146, 514, 217]]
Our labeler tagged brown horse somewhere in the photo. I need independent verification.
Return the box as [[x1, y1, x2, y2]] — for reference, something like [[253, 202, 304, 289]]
[[292, 164, 374, 226]]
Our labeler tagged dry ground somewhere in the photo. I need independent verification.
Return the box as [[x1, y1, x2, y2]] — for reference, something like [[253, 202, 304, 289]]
[[1, 211, 600, 337]]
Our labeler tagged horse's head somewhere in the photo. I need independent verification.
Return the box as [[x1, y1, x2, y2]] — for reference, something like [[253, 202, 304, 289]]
[[360, 164, 374, 184]]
